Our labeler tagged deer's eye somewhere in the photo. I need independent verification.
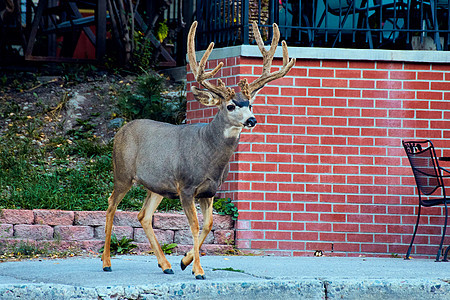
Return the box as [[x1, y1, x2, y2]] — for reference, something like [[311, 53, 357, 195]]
[[249, 104, 252, 110], [227, 104, 236, 111]]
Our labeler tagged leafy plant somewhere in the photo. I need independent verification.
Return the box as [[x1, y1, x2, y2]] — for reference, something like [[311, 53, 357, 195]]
[[156, 20, 169, 42], [66, 118, 96, 140], [213, 198, 239, 221], [117, 72, 186, 124], [99, 234, 137, 255], [159, 198, 182, 211], [130, 31, 155, 71], [161, 243, 177, 254], [1, 72, 38, 91]]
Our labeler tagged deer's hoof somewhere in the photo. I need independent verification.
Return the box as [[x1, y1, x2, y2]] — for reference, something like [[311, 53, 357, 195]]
[[103, 267, 112, 272], [195, 274, 206, 280], [180, 260, 187, 271], [163, 268, 174, 274]]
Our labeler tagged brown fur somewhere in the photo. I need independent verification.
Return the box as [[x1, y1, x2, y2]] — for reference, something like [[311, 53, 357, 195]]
[[101, 21, 295, 279]]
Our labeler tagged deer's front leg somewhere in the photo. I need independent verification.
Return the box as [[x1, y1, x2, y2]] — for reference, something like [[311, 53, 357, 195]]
[[138, 190, 173, 274], [102, 187, 130, 271], [181, 197, 213, 274], [180, 195, 205, 279]]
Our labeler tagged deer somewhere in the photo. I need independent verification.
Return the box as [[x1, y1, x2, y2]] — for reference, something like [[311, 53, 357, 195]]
[[101, 21, 295, 280]]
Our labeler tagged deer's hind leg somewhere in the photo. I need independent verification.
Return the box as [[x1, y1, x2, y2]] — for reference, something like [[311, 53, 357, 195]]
[[181, 197, 213, 280], [102, 182, 131, 271], [138, 190, 173, 274]]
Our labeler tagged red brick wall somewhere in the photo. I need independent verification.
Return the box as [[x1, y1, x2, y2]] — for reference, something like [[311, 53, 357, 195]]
[[186, 54, 450, 258]]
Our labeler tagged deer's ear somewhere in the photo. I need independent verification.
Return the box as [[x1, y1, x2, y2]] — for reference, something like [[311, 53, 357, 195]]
[[192, 86, 222, 106], [249, 87, 263, 104]]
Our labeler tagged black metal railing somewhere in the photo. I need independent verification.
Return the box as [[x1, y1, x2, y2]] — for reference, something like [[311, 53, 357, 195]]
[[194, 0, 450, 51]]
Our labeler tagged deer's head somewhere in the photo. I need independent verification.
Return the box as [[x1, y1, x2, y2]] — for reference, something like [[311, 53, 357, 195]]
[[187, 21, 295, 130]]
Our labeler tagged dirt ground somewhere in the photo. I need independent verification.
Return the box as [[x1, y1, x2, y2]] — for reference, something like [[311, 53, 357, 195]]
[[0, 73, 137, 144]]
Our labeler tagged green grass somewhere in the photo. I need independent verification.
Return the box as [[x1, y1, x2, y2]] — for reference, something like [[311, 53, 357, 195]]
[[0, 112, 180, 211]]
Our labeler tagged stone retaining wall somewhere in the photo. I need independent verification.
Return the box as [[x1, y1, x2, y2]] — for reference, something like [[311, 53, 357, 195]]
[[0, 209, 235, 254]]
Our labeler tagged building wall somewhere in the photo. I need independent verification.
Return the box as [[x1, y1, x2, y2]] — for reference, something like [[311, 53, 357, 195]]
[[186, 47, 450, 258]]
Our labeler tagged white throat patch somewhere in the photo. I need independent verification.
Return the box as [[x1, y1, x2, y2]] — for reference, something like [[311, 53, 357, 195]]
[[224, 126, 242, 138]]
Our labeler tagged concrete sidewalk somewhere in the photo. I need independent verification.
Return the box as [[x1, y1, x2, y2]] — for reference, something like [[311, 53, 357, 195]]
[[0, 255, 449, 299]]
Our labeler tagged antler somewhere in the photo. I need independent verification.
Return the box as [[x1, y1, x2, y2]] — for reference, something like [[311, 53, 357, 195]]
[[239, 22, 296, 100], [188, 21, 235, 104]]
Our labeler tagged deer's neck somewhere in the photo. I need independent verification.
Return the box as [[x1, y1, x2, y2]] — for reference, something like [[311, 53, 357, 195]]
[[200, 110, 241, 161]]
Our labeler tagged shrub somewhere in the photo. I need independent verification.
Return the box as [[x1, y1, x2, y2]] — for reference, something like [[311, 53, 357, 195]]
[[213, 198, 239, 221], [161, 243, 177, 254], [118, 72, 186, 124], [99, 234, 137, 255], [130, 31, 155, 71]]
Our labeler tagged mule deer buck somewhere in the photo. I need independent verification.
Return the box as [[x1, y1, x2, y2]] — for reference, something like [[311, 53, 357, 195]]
[[101, 21, 295, 279]]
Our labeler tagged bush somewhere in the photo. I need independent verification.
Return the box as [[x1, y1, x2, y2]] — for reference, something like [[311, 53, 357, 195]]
[[99, 234, 137, 255], [118, 73, 186, 124], [213, 198, 239, 221], [130, 31, 155, 71]]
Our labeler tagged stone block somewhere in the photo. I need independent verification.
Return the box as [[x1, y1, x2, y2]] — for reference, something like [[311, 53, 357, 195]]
[[212, 215, 234, 230], [174, 244, 233, 255], [36, 240, 104, 253], [35, 240, 75, 252], [200, 244, 234, 255], [214, 230, 235, 245], [134, 243, 151, 253], [133, 228, 174, 244], [133, 228, 147, 243], [34, 209, 74, 226], [54, 225, 94, 241], [74, 211, 106, 226], [174, 230, 214, 245], [114, 211, 141, 227], [0, 209, 34, 225], [0, 238, 36, 250], [14, 224, 53, 240], [94, 226, 133, 240], [0, 224, 13, 238], [77, 240, 104, 252], [153, 213, 233, 231], [153, 213, 188, 230], [173, 244, 191, 255]]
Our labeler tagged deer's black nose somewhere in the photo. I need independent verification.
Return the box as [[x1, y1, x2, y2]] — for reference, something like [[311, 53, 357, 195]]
[[245, 117, 257, 127]]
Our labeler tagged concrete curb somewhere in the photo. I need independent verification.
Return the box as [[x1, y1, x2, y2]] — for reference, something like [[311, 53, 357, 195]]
[[1, 279, 449, 299], [324, 279, 450, 300], [0, 280, 324, 299]]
